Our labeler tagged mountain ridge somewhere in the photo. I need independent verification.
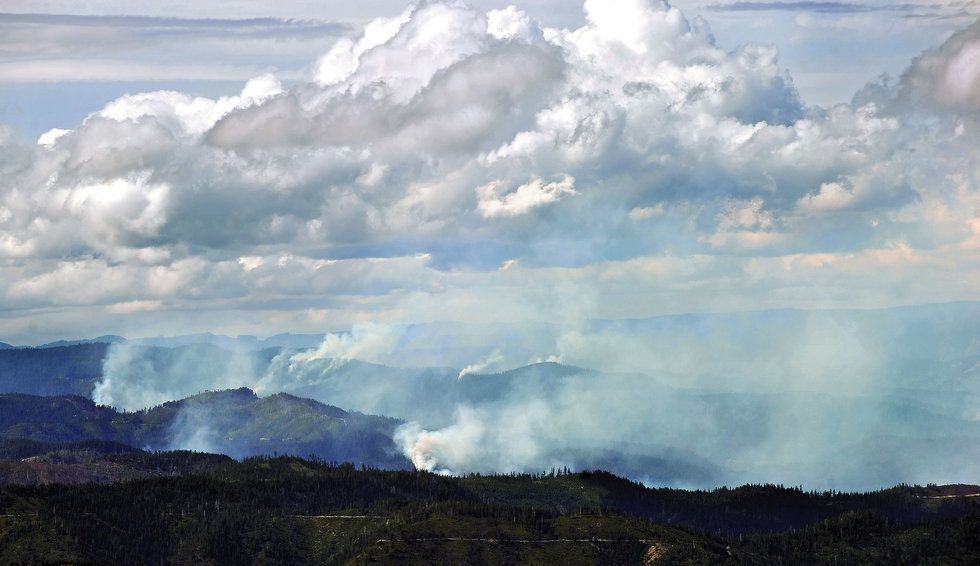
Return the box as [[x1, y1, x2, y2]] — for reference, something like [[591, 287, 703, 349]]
[[0, 389, 409, 469]]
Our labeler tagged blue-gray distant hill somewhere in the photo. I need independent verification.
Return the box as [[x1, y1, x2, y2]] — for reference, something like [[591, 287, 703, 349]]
[[287, 360, 586, 426], [0, 343, 110, 397], [0, 342, 280, 398], [39, 335, 126, 348], [1, 302, 978, 489]]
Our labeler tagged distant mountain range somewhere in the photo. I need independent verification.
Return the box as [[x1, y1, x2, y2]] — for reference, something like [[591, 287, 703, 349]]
[[36, 335, 127, 348], [0, 389, 409, 469], [0, 332, 325, 351], [0, 301, 977, 489], [1, 340, 979, 488]]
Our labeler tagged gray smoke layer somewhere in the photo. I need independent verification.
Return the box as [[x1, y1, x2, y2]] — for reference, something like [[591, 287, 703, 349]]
[[92, 304, 980, 490], [93, 343, 268, 410]]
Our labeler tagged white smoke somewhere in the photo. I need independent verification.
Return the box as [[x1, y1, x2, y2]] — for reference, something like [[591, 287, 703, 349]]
[[167, 405, 220, 454], [290, 323, 404, 365], [93, 342, 265, 411], [395, 401, 563, 476], [457, 349, 505, 379], [86, 303, 980, 489]]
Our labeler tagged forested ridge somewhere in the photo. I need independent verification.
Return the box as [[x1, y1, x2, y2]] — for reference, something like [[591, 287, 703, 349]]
[[0, 344, 108, 397], [0, 455, 977, 564], [0, 390, 410, 469]]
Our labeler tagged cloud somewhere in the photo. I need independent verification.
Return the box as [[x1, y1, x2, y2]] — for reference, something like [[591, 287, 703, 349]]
[[0, 12, 347, 83], [477, 176, 576, 218], [0, 60, 285, 83], [311, 5, 413, 85], [36, 128, 70, 146], [629, 204, 665, 220], [706, 2, 959, 16], [897, 18, 980, 113], [707, 2, 872, 14], [797, 181, 856, 212], [0, 0, 975, 339], [0, 12, 346, 34], [97, 74, 282, 135]]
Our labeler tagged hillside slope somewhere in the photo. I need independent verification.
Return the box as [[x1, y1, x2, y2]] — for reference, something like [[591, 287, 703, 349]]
[[0, 344, 109, 397], [0, 391, 410, 469]]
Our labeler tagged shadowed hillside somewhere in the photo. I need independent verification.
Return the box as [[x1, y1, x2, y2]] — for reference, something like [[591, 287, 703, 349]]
[[0, 344, 109, 397], [0, 391, 410, 469]]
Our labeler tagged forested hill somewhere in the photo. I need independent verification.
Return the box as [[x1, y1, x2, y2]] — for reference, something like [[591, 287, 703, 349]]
[[0, 343, 109, 397], [0, 390, 410, 469], [0, 456, 977, 564]]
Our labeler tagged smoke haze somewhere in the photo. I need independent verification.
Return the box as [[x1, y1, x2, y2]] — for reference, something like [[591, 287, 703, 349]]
[[92, 303, 980, 490]]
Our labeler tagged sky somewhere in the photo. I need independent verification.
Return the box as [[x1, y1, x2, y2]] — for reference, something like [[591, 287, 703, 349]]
[[0, 0, 978, 344]]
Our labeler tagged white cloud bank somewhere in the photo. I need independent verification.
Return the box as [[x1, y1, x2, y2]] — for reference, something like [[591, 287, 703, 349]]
[[0, 0, 977, 340]]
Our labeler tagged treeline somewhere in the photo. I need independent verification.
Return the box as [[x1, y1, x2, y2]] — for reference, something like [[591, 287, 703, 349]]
[[461, 469, 979, 536], [2, 459, 474, 564], [0, 456, 977, 564], [739, 511, 980, 565]]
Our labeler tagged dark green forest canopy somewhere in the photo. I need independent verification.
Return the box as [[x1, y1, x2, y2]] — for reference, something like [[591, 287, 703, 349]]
[[0, 455, 978, 565]]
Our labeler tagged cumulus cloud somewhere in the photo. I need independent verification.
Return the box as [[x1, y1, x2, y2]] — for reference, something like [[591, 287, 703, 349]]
[[898, 19, 980, 113], [97, 74, 283, 136], [797, 181, 856, 213], [0, 0, 846, 267], [477, 176, 576, 218], [312, 5, 413, 85], [0, 0, 975, 341], [628, 204, 665, 220], [36, 128, 71, 146]]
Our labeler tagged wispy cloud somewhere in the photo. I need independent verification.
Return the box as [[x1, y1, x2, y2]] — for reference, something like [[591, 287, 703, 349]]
[[0, 11, 347, 82], [707, 2, 933, 14], [0, 60, 301, 82], [902, 9, 980, 21], [0, 13, 347, 52], [0, 13, 350, 36]]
